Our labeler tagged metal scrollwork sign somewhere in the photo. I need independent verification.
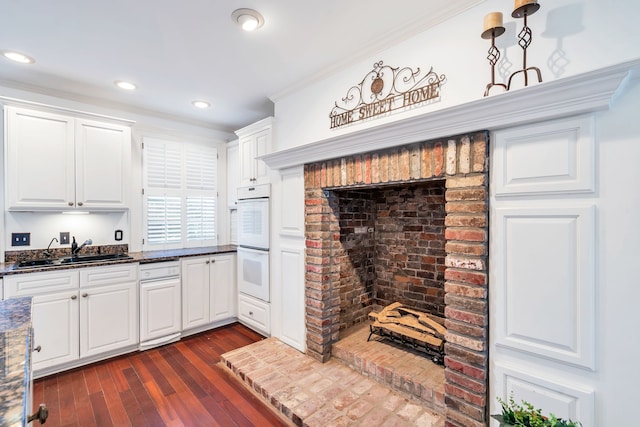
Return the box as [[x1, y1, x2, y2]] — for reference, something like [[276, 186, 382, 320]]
[[329, 61, 446, 129]]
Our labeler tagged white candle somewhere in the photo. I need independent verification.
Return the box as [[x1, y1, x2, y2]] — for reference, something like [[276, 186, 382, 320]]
[[483, 12, 503, 33], [514, 0, 537, 11]]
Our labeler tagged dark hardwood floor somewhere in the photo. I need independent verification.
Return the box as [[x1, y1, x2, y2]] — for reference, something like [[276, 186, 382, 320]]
[[32, 323, 290, 427]]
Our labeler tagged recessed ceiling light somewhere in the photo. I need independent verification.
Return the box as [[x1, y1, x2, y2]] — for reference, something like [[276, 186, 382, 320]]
[[231, 8, 264, 31], [192, 100, 211, 109], [1, 50, 35, 64], [114, 80, 137, 90]]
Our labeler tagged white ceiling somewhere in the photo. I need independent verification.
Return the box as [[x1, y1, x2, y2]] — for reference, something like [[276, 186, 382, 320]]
[[0, 0, 481, 133]]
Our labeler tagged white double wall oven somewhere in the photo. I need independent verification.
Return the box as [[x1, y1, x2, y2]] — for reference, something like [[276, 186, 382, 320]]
[[237, 184, 270, 302]]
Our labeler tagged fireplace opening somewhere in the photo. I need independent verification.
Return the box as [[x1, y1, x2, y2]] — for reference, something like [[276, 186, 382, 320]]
[[331, 181, 447, 334]]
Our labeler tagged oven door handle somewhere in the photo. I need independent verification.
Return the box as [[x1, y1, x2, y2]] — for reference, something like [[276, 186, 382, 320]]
[[238, 246, 269, 255]]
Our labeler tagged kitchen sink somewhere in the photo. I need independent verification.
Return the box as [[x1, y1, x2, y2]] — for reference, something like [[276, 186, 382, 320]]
[[15, 259, 56, 268], [14, 253, 133, 269], [59, 253, 133, 264]]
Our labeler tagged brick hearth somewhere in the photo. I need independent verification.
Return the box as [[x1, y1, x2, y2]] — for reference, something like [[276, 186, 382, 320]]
[[304, 132, 490, 427]]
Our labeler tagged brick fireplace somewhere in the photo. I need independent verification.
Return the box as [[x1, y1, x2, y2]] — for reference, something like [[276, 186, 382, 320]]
[[304, 131, 489, 426]]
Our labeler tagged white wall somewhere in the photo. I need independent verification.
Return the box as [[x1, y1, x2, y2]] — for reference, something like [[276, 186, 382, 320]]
[[592, 77, 640, 423], [273, 0, 640, 150]]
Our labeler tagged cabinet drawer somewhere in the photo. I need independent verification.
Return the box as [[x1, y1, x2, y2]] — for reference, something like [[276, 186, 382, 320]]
[[80, 264, 138, 288], [238, 293, 270, 334], [4, 270, 79, 297]]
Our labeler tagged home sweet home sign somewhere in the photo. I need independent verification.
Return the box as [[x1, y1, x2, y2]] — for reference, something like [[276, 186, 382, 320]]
[[329, 60, 446, 129]]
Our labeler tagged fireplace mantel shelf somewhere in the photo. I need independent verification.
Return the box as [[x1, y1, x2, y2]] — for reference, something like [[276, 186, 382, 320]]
[[261, 58, 640, 170]]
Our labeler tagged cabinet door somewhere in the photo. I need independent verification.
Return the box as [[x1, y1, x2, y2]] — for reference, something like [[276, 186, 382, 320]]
[[239, 136, 256, 186], [140, 277, 181, 342], [181, 257, 210, 329], [210, 254, 237, 322], [5, 107, 75, 209], [253, 129, 271, 185], [80, 281, 137, 358], [31, 291, 80, 371], [75, 119, 131, 209], [227, 140, 240, 207]]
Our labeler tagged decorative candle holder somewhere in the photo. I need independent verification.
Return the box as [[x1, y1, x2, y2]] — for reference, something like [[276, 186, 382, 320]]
[[482, 12, 506, 97], [507, 0, 543, 89]]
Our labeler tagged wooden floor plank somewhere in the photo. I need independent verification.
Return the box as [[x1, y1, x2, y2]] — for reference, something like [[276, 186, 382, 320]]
[[95, 363, 131, 426], [88, 391, 114, 427], [56, 371, 79, 426], [33, 323, 289, 427], [70, 368, 97, 427]]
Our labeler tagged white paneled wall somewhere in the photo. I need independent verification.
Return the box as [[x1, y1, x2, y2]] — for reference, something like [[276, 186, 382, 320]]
[[490, 115, 597, 425], [270, 166, 306, 352]]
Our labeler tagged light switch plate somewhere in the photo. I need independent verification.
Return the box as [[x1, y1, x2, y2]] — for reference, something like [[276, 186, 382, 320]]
[[60, 232, 70, 245], [12, 232, 30, 246]]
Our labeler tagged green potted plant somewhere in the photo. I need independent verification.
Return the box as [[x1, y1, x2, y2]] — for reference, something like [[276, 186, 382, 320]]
[[492, 393, 582, 427]]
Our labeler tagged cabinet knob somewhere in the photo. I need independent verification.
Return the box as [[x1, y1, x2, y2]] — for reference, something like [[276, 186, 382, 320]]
[[33, 345, 42, 353], [206, 260, 210, 264], [71, 295, 77, 300], [82, 293, 88, 298], [77, 202, 83, 206], [249, 311, 253, 316], [68, 202, 74, 206]]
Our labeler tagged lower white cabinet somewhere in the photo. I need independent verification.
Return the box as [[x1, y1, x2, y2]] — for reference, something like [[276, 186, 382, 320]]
[[238, 293, 270, 336], [181, 254, 237, 332], [79, 265, 138, 359], [4, 264, 138, 376], [4, 270, 80, 372], [31, 290, 80, 370]]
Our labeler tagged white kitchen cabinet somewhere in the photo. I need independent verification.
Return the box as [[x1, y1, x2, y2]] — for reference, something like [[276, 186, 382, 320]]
[[210, 254, 236, 322], [227, 139, 240, 207], [3, 264, 138, 377], [235, 117, 273, 186], [238, 292, 270, 336], [4, 270, 80, 372], [4, 106, 132, 211], [181, 254, 237, 332], [79, 265, 138, 358]]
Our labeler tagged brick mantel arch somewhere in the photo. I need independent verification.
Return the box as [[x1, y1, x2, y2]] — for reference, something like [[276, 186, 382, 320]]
[[304, 132, 489, 427]]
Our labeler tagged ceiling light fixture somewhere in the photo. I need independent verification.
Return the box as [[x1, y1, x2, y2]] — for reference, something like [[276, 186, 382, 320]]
[[192, 100, 211, 109], [114, 80, 137, 90], [1, 50, 35, 64], [231, 8, 264, 32]]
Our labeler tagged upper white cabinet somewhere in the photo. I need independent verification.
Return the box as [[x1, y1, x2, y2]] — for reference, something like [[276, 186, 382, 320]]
[[5, 106, 132, 211], [235, 117, 273, 186], [226, 139, 240, 207]]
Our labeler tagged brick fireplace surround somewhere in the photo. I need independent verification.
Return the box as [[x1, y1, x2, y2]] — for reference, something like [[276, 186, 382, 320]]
[[304, 131, 489, 426]]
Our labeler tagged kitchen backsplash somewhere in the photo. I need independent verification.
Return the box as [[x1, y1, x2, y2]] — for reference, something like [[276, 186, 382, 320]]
[[5, 244, 129, 263]]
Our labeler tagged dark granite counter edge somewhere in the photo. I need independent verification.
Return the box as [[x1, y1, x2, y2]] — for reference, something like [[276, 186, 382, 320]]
[[0, 297, 32, 427], [0, 245, 237, 276]]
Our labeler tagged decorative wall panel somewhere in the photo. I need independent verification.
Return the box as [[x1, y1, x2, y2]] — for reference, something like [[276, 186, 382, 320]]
[[493, 205, 596, 369], [494, 115, 595, 196], [492, 361, 595, 426]]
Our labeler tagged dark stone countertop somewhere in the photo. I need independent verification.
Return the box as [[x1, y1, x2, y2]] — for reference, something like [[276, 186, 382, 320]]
[[0, 297, 32, 427], [0, 245, 237, 276]]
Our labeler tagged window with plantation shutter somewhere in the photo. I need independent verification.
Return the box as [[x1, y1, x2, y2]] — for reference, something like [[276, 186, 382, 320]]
[[142, 137, 218, 249]]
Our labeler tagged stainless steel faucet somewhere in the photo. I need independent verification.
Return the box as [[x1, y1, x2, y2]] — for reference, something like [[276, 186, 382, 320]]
[[71, 237, 93, 255], [44, 237, 58, 258]]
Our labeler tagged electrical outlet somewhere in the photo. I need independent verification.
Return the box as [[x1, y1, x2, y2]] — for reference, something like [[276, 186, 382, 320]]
[[60, 232, 70, 245], [11, 232, 30, 246]]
